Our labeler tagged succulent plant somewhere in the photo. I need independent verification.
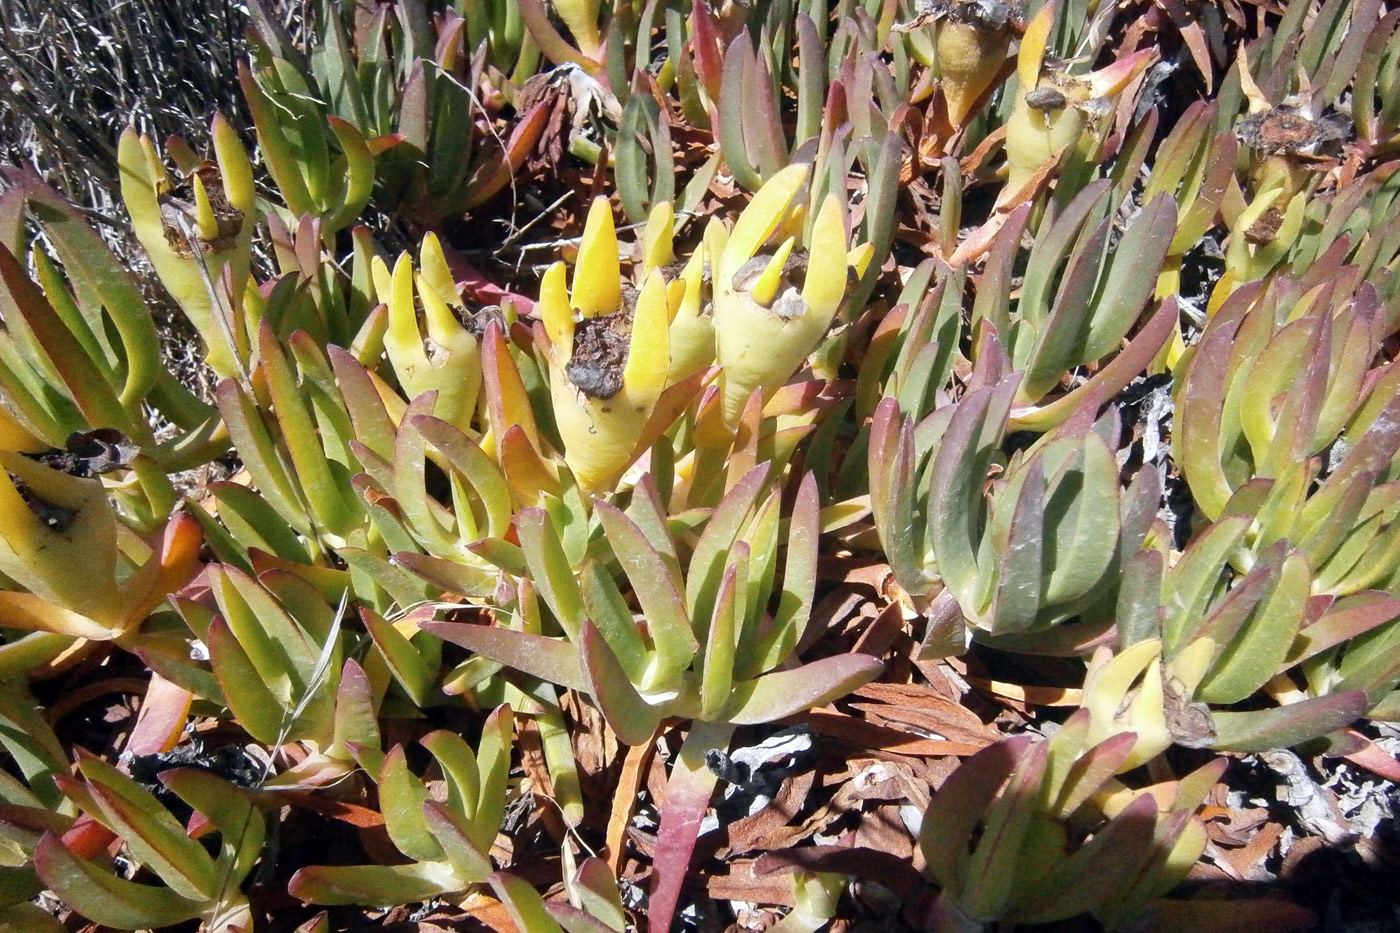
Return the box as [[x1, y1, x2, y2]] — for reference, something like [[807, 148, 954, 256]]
[[919, 712, 1222, 929], [999, 5, 1154, 206], [289, 705, 511, 906], [35, 755, 264, 931]]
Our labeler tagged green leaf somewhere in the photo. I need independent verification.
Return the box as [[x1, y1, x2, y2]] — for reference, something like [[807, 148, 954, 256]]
[[159, 768, 264, 884], [1209, 691, 1368, 752], [580, 620, 663, 746], [699, 558, 741, 720], [34, 834, 200, 929], [422, 801, 491, 881], [72, 756, 219, 902], [752, 473, 820, 675], [517, 508, 584, 641], [721, 654, 883, 724], [489, 871, 565, 933], [596, 501, 697, 688], [207, 617, 288, 745], [421, 730, 481, 819], [1198, 550, 1311, 704], [379, 746, 445, 863], [289, 861, 461, 907], [580, 560, 650, 684], [363, 608, 436, 706], [930, 378, 1020, 596]]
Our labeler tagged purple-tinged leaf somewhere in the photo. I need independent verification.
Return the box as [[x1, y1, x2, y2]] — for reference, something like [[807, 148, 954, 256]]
[[1209, 691, 1368, 752], [919, 736, 1033, 890], [34, 833, 199, 928], [718, 37, 761, 190], [963, 740, 1050, 920], [930, 377, 1021, 595], [420, 621, 587, 693], [388, 551, 495, 599], [412, 415, 512, 540], [1289, 593, 1400, 665], [991, 454, 1046, 633], [721, 654, 883, 724], [648, 720, 734, 933], [1015, 793, 1160, 923], [580, 619, 663, 747], [596, 501, 697, 685], [1114, 546, 1170, 647], [334, 659, 383, 776], [1085, 195, 1178, 359], [548, 902, 621, 933], [567, 857, 627, 931], [869, 399, 927, 595], [1053, 730, 1138, 818], [421, 801, 491, 881], [289, 861, 459, 907], [1009, 296, 1179, 433]]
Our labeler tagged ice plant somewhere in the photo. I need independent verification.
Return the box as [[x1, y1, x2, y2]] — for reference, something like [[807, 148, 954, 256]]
[[539, 197, 676, 493], [919, 0, 1022, 128], [919, 716, 1222, 929], [117, 120, 255, 379], [379, 234, 483, 436], [1001, 5, 1153, 204], [712, 164, 872, 429], [423, 466, 881, 932], [289, 706, 511, 907], [871, 386, 1159, 652], [0, 453, 200, 647], [34, 756, 264, 932]]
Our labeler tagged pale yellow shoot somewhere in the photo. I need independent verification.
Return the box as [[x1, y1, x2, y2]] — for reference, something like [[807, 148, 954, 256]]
[[642, 201, 676, 270], [370, 255, 393, 302], [540, 261, 574, 353], [623, 269, 671, 401], [1082, 640, 1172, 772], [572, 197, 621, 318], [801, 196, 849, 313], [665, 277, 687, 320], [385, 253, 423, 373], [1018, 2, 1054, 93], [1084, 47, 1156, 100], [212, 114, 255, 212], [415, 272, 466, 347], [0, 454, 118, 625], [752, 237, 796, 308], [139, 133, 173, 196], [721, 164, 809, 281], [192, 173, 221, 242], [667, 250, 715, 383], [553, 0, 602, 59], [847, 242, 875, 279], [0, 404, 44, 453], [419, 233, 461, 309], [1168, 637, 1219, 697]]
